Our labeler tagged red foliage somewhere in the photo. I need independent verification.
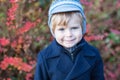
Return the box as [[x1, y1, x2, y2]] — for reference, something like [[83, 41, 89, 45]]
[[7, 78, 11, 80], [0, 0, 41, 79], [9, 0, 18, 3], [0, 38, 10, 46], [6, 0, 18, 30], [116, 0, 120, 9], [81, 0, 93, 7], [0, 56, 32, 72], [17, 19, 41, 35], [84, 24, 104, 41], [25, 73, 33, 80]]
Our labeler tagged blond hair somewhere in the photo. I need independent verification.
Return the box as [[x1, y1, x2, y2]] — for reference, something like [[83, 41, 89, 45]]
[[51, 12, 83, 33]]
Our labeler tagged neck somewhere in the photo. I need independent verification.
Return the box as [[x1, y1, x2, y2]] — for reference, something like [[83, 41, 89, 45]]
[[65, 45, 78, 53]]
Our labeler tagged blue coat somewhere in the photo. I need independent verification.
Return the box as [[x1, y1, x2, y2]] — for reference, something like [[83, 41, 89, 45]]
[[34, 38, 104, 80]]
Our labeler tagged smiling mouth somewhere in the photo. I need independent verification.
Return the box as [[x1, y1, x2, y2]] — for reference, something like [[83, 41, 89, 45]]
[[64, 39, 75, 43]]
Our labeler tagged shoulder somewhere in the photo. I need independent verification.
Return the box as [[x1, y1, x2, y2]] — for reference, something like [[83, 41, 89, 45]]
[[86, 42, 99, 53], [83, 40, 101, 58], [37, 39, 61, 60], [37, 40, 54, 58], [36, 41, 54, 64], [82, 40, 103, 65]]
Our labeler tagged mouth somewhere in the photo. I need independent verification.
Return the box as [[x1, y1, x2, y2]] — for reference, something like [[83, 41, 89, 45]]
[[64, 39, 75, 43]]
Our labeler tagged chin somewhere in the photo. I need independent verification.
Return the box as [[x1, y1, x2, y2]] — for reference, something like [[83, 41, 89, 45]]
[[64, 45, 75, 48]]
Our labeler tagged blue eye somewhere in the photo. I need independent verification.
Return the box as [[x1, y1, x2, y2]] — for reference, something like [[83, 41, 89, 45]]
[[58, 28, 65, 31], [71, 27, 79, 30]]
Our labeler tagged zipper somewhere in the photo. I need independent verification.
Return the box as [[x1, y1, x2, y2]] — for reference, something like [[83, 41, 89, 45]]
[[64, 50, 74, 62], [71, 53, 74, 61]]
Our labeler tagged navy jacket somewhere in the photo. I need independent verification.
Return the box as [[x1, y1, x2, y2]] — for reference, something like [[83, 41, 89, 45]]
[[34, 38, 104, 80]]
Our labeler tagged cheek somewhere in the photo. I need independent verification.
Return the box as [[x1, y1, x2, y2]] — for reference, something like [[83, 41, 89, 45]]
[[54, 32, 63, 40], [74, 31, 82, 36], [75, 32, 83, 39], [54, 34, 63, 45]]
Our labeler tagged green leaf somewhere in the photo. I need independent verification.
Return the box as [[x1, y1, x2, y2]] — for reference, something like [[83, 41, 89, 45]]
[[39, 0, 50, 8], [0, 13, 5, 18], [109, 56, 115, 62], [108, 33, 120, 44]]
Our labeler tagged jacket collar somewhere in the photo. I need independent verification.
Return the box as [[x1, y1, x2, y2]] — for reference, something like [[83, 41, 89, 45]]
[[46, 39, 63, 59], [46, 38, 95, 59]]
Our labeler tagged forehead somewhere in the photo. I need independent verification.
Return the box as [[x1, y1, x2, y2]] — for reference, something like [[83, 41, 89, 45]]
[[52, 12, 82, 27], [67, 16, 81, 27]]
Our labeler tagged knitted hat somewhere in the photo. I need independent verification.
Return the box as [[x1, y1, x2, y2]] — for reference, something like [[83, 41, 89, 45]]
[[48, 0, 86, 36]]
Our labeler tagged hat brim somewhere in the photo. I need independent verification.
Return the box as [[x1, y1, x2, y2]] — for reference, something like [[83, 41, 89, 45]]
[[50, 4, 83, 14]]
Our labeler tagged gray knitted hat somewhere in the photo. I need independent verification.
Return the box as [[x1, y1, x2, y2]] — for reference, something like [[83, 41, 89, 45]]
[[48, 0, 86, 36]]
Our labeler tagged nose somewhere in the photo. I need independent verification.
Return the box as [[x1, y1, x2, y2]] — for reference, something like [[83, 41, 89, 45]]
[[65, 29, 72, 37]]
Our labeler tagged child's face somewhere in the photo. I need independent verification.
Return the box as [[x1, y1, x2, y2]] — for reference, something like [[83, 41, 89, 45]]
[[54, 15, 83, 48]]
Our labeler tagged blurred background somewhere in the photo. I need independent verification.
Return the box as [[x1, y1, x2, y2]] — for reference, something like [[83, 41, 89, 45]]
[[0, 0, 120, 80]]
